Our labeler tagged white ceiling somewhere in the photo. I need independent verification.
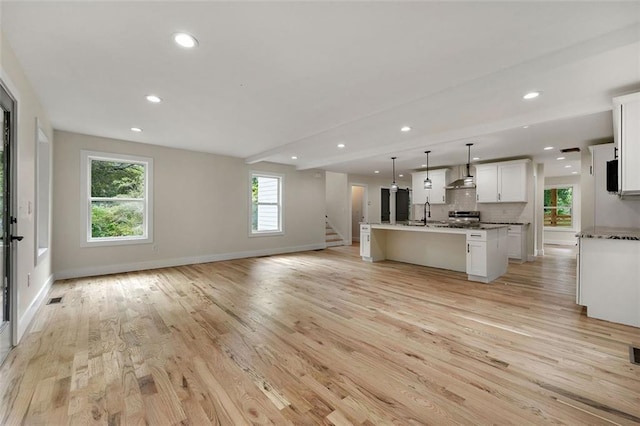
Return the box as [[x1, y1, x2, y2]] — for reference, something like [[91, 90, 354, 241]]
[[2, 2, 639, 178]]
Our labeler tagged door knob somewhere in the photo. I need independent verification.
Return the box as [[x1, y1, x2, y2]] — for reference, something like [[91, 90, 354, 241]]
[[11, 235, 24, 242]]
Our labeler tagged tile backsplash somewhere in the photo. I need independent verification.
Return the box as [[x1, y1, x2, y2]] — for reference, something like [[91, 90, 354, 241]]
[[412, 188, 532, 224]]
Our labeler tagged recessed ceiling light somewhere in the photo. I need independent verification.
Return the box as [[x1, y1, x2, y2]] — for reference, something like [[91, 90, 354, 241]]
[[523, 91, 541, 100], [146, 94, 162, 103], [523, 125, 530, 129], [565, 165, 572, 168], [398, 174, 404, 177], [173, 32, 198, 49], [557, 156, 565, 160], [374, 170, 380, 174], [400, 126, 411, 132], [130, 127, 143, 132], [572, 171, 578, 174], [291, 156, 297, 160], [337, 143, 345, 148], [544, 146, 554, 150], [473, 157, 480, 160], [421, 164, 427, 167]]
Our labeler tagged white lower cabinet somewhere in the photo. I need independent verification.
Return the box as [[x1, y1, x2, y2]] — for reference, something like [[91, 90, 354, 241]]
[[466, 240, 487, 277], [506, 224, 527, 261], [360, 224, 371, 258]]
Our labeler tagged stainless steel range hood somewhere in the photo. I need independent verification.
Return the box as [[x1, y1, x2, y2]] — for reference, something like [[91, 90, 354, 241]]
[[445, 178, 476, 190], [445, 165, 476, 189]]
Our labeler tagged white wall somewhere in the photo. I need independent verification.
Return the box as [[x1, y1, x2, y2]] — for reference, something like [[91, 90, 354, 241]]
[[544, 175, 581, 246], [1, 32, 54, 343], [325, 171, 349, 243], [53, 131, 326, 278]]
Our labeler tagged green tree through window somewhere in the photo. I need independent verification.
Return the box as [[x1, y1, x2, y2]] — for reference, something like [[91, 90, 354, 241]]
[[544, 187, 573, 227]]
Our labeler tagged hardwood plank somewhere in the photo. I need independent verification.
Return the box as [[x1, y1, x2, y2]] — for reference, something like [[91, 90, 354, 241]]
[[1, 244, 639, 424]]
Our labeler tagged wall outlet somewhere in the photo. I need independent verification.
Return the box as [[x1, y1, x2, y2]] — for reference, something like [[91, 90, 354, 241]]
[[27, 273, 31, 287]]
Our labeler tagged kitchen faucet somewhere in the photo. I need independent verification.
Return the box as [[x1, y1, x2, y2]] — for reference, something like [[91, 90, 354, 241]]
[[423, 200, 431, 224]]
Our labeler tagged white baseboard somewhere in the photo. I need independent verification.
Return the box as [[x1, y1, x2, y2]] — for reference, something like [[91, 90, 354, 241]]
[[536, 249, 544, 256], [54, 243, 328, 280], [528, 255, 536, 262], [17, 274, 54, 343], [545, 239, 577, 246]]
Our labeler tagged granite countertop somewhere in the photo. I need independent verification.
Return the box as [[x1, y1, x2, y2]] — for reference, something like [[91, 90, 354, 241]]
[[577, 227, 640, 241], [481, 222, 530, 225]]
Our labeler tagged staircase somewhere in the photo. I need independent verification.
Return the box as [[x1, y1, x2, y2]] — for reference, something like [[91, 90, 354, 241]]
[[325, 221, 343, 247]]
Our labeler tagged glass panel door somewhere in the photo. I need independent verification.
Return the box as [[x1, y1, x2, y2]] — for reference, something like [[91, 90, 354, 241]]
[[0, 104, 9, 364]]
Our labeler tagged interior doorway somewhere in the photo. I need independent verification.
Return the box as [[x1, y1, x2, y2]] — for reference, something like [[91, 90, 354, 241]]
[[351, 185, 366, 241]]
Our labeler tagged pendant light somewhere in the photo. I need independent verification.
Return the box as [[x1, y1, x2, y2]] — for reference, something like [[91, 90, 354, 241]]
[[463, 143, 474, 185], [390, 157, 398, 193], [423, 150, 432, 190]]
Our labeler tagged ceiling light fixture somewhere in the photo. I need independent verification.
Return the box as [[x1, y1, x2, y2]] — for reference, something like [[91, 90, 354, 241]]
[[523, 125, 530, 129], [173, 32, 198, 49], [146, 94, 162, 103], [565, 165, 572, 168], [399, 174, 404, 177], [463, 143, 474, 185], [374, 170, 380, 174], [291, 156, 297, 160], [473, 157, 480, 161], [523, 91, 541, 100], [423, 150, 432, 190], [401, 126, 411, 132], [130, 127, 142, 132], [572, 171, 578, 174], [337, 143, 345, 148], [544, 146, 554, 150], [557, 156, 565, 160], [390, 157, 398, 193]]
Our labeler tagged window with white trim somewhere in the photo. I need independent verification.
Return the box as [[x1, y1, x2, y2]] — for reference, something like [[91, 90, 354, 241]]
[[544, 186, 573, 228], [251, 173, 282, 235], [35, 123, 51, 264], [81, 151, 153, 246]]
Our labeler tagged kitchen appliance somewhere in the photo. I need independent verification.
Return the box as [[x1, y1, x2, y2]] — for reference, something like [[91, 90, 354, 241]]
[[606, 159, 618, 193], [448, 210, 481, 228], [445, 143, 476, 189]]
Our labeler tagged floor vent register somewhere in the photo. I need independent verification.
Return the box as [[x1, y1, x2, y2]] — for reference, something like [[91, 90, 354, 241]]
[[47, 297, 63, 305]]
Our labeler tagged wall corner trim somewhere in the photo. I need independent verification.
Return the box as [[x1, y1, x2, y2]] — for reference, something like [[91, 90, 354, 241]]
[[54, 243, 328, 281], [17, 274, 55, 344]]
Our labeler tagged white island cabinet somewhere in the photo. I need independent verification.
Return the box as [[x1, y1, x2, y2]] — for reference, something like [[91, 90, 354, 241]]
[[360, 224, 508, 283]]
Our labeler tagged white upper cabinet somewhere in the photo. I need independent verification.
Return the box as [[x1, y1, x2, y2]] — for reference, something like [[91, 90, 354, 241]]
[[412, 169, 449, 205], [411, 171, 428, 204], [427, 169, 449, 205], [614, 92, 640, 196], [475, 165, 498, 203], [475, 160, 529, 203]]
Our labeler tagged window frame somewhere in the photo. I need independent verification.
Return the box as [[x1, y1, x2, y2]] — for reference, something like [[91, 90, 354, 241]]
[[249, 171, 284, 237], [543, 185, 574, 230], [34, 119, 51, 265], [80, 150, 154, 247]]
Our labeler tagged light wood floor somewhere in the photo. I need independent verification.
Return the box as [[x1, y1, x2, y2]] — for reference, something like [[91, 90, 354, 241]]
[[1, 245, 639, 425]]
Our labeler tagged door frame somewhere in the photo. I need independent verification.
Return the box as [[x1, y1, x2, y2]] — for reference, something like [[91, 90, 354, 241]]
[[0, 71, 20, 349], [348, 183, 368, 245]]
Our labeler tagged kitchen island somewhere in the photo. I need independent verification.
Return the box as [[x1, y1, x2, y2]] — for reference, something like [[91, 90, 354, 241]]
[[360, 223, 508, 283]]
